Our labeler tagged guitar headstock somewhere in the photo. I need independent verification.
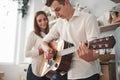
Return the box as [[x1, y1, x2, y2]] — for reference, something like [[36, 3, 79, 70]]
[[89, 35, 116, 50]]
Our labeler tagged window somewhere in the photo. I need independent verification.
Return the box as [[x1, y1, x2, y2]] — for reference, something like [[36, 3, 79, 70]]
[[0, 0, 18, 63]]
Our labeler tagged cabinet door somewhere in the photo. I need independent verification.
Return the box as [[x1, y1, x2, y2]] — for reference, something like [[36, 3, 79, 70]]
[[109, 60, 116, 80], [101, 64, 109, 80]]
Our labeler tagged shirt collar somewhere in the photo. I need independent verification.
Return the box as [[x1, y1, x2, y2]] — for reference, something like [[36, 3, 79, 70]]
[[63, 8, 80, 22], [73, 8, 80, 17]]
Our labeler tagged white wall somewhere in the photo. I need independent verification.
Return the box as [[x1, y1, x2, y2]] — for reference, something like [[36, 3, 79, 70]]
[[0, 0, 117, 80], [72, 0, 116, 17]]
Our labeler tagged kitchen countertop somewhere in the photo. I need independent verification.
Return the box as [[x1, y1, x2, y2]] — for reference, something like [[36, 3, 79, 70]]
[[99, 54, 115, 65]]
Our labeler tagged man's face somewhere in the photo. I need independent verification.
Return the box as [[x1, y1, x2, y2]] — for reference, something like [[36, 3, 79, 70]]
[[50, 0, 68, 19]]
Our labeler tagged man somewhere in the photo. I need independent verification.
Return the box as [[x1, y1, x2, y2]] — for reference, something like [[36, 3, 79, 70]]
[[41, 0, 101, 80]]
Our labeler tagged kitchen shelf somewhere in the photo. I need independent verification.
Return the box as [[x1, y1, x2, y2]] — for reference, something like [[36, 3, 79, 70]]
[[100, 54, 115, 62], [100, 22, 120, 32]]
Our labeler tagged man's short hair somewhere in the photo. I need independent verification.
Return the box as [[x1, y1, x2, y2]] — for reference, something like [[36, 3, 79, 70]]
[[45, 0, 65, 7]]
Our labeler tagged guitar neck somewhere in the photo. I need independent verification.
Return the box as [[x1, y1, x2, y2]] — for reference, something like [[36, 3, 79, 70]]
[[60, 36, 115, 56], [58, 47, 76, 56]]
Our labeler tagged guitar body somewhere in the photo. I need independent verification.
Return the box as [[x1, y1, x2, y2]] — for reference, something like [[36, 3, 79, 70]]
[[57, 53, 73, 72], [39, 40, 74, 78], [46, 51, 73, 78]]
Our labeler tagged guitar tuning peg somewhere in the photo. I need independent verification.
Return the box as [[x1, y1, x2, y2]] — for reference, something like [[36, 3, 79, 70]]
[[105, 44, 108, 47], [105, 37, 109, 41], [107, 49, 112, 54], [96, 50, 100, 54], [93, 40, 97, 43], [104, 49, 107, 54], [99, 39, 103, 42], [98, 45, 102, 48], [92, 45, 96, 48]]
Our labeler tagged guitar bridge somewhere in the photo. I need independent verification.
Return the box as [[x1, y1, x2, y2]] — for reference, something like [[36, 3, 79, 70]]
[[55, 63, 58, 67]]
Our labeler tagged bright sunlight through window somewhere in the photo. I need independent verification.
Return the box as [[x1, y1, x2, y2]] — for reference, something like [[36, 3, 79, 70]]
[[0, 0, 18, 63]]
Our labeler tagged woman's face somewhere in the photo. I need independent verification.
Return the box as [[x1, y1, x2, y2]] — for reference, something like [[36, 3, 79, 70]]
[[36, 14, 48, 31]]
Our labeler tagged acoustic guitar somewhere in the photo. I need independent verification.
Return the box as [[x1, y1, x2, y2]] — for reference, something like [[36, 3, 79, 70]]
[[39, 35, 116, 78]]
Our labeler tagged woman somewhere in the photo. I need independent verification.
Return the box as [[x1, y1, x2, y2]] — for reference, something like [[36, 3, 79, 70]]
[[25, 11, 50, 80]]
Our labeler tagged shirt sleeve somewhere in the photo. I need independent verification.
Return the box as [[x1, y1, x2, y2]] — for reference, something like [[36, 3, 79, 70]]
[[25, 32, 39, 58], [85, 14, 100, 41], [43, 21, 60, 42]]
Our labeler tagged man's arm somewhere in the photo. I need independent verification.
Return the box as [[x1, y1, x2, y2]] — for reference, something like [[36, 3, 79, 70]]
[[41, 41, 54, 59]]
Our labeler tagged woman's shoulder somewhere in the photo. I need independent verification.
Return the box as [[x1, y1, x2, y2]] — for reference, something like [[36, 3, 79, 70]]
[[29, 31, 35, 35], [28, 31, 37, 38], [30, 31, 43, 39]]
